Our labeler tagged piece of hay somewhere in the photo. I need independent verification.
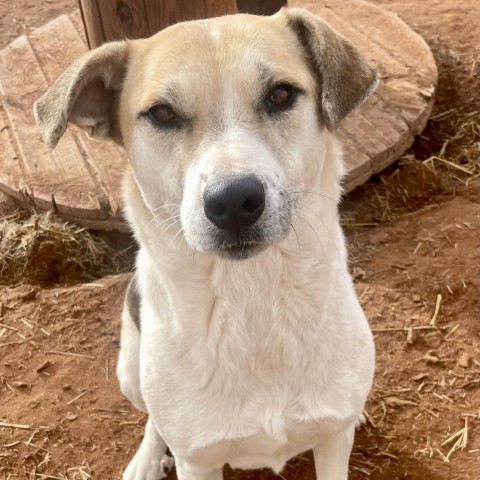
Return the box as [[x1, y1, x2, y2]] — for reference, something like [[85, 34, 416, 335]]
[[0, 211, 132, 286], [440, 417, 469, 463]]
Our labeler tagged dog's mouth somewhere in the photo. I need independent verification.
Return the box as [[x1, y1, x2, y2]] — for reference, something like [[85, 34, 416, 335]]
[[216, 241, 264, 260]]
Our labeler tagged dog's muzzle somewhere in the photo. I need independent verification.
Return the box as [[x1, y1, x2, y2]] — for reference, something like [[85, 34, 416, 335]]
[[203, 175, 266, 259]]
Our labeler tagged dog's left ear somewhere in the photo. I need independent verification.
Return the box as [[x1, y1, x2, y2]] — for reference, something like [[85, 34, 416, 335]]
[[280, 8, 379, 129]]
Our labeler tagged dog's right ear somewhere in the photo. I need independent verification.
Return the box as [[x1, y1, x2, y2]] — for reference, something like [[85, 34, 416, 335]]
[[280, 8, 379, 130], [34, 41, 129, 148]]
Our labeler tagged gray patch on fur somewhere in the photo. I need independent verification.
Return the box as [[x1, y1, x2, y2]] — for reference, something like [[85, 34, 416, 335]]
[[126, 277, 141, 331]]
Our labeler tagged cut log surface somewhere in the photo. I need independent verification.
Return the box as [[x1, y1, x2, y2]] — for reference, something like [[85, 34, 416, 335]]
[[0, 1, 437, 230]]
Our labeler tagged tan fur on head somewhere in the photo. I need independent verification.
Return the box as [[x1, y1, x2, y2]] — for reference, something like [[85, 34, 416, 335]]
[[33, 41, 128, 148], [280, 8, 379, 129]]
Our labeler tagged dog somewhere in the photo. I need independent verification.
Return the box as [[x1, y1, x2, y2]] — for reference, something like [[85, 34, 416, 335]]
[[34, 7, 377, 480]]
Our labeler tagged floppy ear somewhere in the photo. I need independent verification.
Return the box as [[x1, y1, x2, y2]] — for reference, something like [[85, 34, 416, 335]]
[[281, 8, 379, 129], [33, 41, 128, 149]]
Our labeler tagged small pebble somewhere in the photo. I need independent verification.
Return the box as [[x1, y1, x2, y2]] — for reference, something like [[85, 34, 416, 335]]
[[457, 351, 471, 368]]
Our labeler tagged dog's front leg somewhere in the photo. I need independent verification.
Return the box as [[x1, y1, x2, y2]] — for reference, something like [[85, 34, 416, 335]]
[[313, 423, 355, 480], [175, 460, 223, 480], [123, 418, 174, 480]]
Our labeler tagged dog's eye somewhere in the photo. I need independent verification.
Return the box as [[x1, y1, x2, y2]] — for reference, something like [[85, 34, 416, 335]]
[[266, 84, 295, 112], [148, 104, 178, 127]]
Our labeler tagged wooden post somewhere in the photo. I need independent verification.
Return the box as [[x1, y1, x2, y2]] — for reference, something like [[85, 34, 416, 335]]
[[237, 0, 287, 15], [79, 0, 237, 48], [79, 0, 288, 49]]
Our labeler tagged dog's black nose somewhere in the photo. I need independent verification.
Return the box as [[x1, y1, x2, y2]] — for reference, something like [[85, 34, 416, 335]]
[[203, 175, 265, 232]]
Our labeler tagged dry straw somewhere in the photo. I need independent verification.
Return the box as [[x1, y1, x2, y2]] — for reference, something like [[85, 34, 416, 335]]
[[0, 211, 132, 286], [342, 108, 479, 225]]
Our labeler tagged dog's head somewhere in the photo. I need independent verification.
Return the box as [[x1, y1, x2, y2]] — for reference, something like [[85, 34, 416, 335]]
[[34, 8, 378, 260]]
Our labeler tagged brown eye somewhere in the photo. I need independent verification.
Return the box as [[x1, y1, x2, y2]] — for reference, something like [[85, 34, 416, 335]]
[[267, 84, 295, 110], [148, 104, 178, 127]]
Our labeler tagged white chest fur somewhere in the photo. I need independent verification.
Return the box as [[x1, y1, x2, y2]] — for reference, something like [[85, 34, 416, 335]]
[[136, 234, 374, 471]]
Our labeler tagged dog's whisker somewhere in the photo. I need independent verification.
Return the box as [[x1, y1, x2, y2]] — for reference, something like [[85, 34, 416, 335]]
[[297, 205, 335, 246], [294, 213, 325, 259], [177, 232, 187, 251], [151, 218, 181, 240], [168, 225, 187, 251], [159, 218, 182, 237], [289, 222, 301, 256], [146, 204, 181, 227], [151, 213, 181, 233], [286, 188, 335, 202], [149, 207, 180, 224], [148, 211, 173, 228], [186, 243, 195, 263], [149, 203, 181, 213], [150, 214, 176, 231]]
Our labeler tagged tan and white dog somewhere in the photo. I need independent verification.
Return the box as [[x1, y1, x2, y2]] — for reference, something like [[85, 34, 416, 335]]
[[35, 8, 377, 480]]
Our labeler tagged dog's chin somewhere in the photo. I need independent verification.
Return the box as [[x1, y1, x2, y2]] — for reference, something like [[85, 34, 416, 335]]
[[215, 242, 264, 261]]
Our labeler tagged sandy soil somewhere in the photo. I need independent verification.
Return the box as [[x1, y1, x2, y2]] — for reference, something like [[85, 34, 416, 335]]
[[0, 1, 479, 479]]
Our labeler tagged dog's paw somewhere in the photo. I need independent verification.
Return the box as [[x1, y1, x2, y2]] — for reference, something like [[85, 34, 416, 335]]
[[123, 453, 175, 480]]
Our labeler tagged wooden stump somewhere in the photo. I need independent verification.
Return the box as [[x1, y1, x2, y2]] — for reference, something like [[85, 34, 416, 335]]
[[0, 1, 437, 230], [79, 0, 287, 48]]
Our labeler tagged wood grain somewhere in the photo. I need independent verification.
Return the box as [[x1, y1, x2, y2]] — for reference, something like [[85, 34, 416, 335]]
[[78, 0, 105, 48], [97, 0, 150, 41], [145, 0, 237, 35]]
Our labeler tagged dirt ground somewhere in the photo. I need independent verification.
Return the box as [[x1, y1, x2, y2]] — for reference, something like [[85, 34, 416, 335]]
[[0, 1, 479, 479]]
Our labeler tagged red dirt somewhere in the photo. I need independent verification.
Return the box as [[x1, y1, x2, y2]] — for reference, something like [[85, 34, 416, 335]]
[[0, 1, 479, 479]]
